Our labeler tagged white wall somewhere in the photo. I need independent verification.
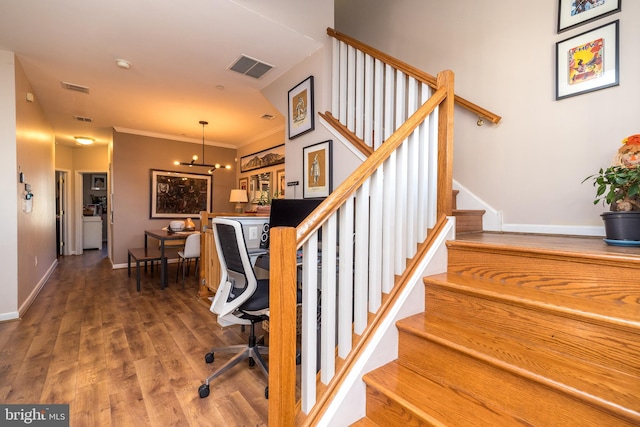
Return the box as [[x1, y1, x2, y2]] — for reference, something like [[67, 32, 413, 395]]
[[0, 50, 18, 320], [335, 0, 639, 234]]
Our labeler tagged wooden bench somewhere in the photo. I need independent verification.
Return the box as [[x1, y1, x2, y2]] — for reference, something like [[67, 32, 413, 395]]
[[128, 247, 163, 291]]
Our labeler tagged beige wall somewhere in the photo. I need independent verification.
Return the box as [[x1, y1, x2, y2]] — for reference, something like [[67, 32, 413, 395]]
[[111, 130, 237, 265], [336, 0, 640, 234], [0, 50, 18, 319], [15, 56, 57, 314]]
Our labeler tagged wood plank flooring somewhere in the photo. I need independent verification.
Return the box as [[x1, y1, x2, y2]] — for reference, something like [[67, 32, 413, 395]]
[[0, 247, 268, 427]]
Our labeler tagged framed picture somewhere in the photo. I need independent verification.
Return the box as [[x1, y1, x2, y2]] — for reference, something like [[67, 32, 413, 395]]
[[275, 169, 285, 198], [150, 169, 212, 218], [303, 140, 332, 198], [91, 174, 106, 190], [556, 20, 619, 100], [239, 177, 248, 193], [240, 144, 285, 173], [558, 0, 621, 33], [288, 76, 314, 139]]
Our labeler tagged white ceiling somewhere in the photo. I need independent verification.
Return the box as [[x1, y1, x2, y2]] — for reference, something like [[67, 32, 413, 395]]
[[0, 0, 331, 147]]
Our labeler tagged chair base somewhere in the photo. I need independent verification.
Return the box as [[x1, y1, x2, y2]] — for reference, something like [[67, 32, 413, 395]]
[[199, 323, 268, 398]]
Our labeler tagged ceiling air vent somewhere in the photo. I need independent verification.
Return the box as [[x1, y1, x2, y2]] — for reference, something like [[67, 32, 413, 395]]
[[229, 55, 274, 79], [61, 81, 90, 94], [73, 115, 93, 123], [261, 114, 275, 120]]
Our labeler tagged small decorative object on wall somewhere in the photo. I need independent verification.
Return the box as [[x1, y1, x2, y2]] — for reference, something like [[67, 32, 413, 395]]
[[150, 170, 212, 218], [239, 177, 249, 194], [303, 140, 332, 199], [557, 0, 621, 33], [91, 174, 106, 190], [275, 169, 285, 198], [240, 144, 285, 173], [556, 20, 619, 100], [288, 76, 314, 139]]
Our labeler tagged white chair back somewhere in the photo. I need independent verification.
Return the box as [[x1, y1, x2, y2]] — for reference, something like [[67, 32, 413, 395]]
[[182, 233, 200, 259]]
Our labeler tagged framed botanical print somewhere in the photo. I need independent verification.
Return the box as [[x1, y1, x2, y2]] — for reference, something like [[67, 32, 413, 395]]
[[303, 140, 332, 198], [556, 20, 619, 100], [288, 76, 314, 139], [558, 0, 621, 33]]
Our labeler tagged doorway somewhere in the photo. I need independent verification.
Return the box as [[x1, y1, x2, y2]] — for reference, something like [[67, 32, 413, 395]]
[[75, 171, 109, 256], [55, 170, 68, 257]]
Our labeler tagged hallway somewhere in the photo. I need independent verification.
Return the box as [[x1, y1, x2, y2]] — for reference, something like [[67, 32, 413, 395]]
[[0, 249, 269, 426]]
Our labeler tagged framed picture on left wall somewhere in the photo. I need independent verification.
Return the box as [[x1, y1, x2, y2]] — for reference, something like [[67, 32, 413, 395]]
[[150, 170, 212, 218]]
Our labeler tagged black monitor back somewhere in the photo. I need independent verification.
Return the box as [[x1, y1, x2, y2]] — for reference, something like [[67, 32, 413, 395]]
[[269, 198, 324, 228]]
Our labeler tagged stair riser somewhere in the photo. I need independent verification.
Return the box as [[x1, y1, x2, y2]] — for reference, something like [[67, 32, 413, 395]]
[[423, 283, 640, 378], [397, 332, 638, 426], [365, 387, 438, 427], [447, 247, 640, 294]]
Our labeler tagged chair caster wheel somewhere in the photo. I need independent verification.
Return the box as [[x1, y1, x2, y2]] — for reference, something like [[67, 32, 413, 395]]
[[265, 386, 268, 399], [249, 358, 255, 367], [205, 352, 214, 363], [198, 384, 210, 398]]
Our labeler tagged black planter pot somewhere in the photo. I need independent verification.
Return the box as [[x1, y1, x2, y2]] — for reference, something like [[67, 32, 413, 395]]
[[601, 211, 640, 242]]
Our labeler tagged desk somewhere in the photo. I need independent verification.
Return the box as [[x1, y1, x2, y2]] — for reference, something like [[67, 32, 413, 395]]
[[145, 229, 197, 289]]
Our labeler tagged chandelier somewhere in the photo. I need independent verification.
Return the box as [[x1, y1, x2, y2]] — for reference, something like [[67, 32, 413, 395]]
[[174, 120, 231, 174]]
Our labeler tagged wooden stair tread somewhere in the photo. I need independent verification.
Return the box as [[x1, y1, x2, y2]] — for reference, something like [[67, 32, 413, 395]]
[[349, 417, 382, 427], [425, 272, 640, 327], [451, 232, 640, 265], [363, 361, 530, 426], [397, 312, 640, 417], [451, 209, 485, 216]]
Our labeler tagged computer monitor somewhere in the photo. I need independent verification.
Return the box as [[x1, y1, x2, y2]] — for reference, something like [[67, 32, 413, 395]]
[[269, 198, 324, 228]]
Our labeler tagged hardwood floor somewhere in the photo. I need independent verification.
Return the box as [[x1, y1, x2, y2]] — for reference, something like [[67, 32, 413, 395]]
[[0, 247, 268, 427]]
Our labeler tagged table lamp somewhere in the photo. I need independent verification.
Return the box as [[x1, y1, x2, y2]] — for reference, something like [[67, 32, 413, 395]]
[[229, 189, 248, 213]]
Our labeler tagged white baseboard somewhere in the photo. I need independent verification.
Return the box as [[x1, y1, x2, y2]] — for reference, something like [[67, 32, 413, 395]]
[[17, 259, 58, 318], [501, 223, 605, 237]]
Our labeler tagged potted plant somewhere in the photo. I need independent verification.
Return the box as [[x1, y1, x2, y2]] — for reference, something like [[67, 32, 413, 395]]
[[583, 134, 640, 244]]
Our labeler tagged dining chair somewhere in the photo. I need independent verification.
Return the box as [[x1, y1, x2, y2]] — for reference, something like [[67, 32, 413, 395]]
[[176, 232, 200, 288]]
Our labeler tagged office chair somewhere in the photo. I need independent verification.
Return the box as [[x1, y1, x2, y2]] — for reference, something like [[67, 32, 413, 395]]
[[176, 232, 200, 288], [198, 218, 273, 399]]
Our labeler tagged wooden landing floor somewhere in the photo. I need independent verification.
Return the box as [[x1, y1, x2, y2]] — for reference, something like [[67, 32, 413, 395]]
[[0, 247, 268, 427], [456, 232, 640, 261]]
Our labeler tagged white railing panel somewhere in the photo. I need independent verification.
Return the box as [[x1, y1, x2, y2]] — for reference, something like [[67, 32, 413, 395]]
[[368, 168, 383, 309], [301, 234, 319, 413], [384, 64, 395, 140], [355, 49, 364, 140], [347, 45, 356, 132], [394, 71, 407, 275], [381, 154, 396, 293], [364, 54, 374, 148], [417, 84, 432, 238], [337, 197, 354, 358], [406, 77, 420, 257], [427, 106, 440, 228], [320, 214, 337, 384], [373, 59, 384, 150], [339, 41, 348, 124], [354, 179, 370, 334], [332, 38, 340, 116]]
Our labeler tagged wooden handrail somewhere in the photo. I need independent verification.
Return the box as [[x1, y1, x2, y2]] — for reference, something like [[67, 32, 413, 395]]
[[319, 112, 373, 158], [327, 27, 502, 125]]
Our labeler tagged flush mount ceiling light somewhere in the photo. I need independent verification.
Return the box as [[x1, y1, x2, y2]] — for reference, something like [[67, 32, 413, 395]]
[[115, 59, 131, 69], [74, 136, 94, 145], [174, 120, 231, 174]]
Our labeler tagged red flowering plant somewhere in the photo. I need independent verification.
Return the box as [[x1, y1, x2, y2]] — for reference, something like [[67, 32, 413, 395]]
[[583, 134, 640, 212]]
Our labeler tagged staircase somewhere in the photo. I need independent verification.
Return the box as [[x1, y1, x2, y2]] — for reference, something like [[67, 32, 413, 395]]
[[452, 189, 484, 234], [355, 233, 640, 426]]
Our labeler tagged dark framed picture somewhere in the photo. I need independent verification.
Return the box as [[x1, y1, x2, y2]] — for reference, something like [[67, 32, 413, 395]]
[[91, 174, 106, 190], [240, 144, 285, 173], [275, 169, 285, 198], [239, 177, 248, 192], [303, 140, 332, 198], [556, 20, 619, 100], [558, 0, 621, 33], [150, 170, 212, 218], [288, 76, 314, 139]]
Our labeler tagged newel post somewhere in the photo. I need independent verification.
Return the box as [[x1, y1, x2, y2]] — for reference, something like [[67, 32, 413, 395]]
[[268, 227, 298, 426], [436, 70, 455, 217]]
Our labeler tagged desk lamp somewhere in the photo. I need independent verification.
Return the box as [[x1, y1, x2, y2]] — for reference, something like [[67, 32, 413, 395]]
[[229, 189, 248, 213]]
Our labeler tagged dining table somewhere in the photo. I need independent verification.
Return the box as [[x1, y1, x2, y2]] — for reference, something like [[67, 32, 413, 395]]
[[145, 228, 198, 289]]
